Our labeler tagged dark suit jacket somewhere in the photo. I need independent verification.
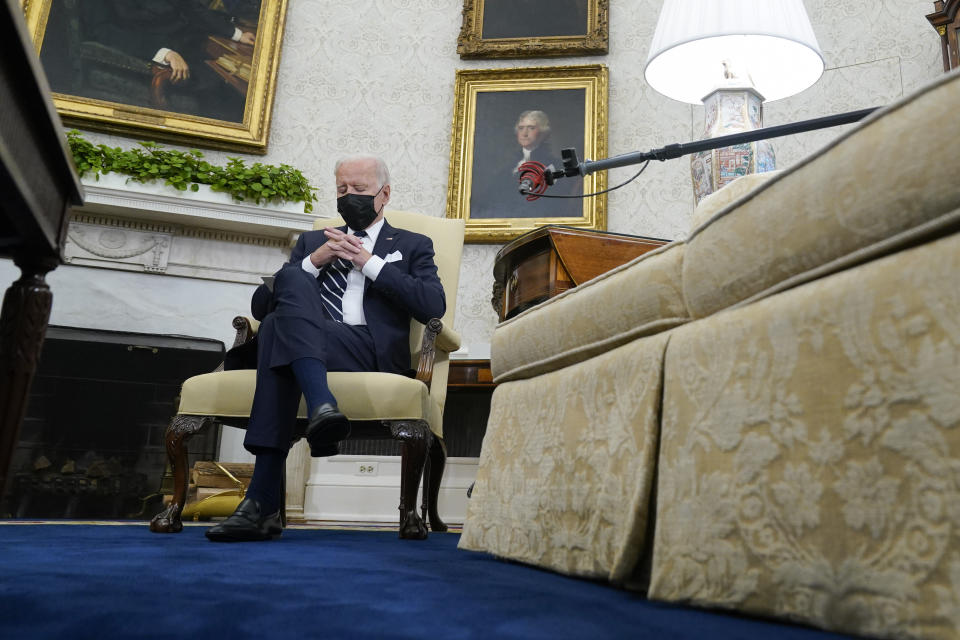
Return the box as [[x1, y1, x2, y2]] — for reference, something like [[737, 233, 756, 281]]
[[243, 219, 446, 376]]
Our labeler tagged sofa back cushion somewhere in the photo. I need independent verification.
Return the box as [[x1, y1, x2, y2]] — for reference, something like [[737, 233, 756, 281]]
[[689, 171, 782, 233]]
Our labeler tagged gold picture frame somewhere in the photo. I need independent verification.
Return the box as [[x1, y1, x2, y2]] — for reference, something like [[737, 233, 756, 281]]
[[20, 0, 288, 154], [457, 0, 608, 59], [446, 65, 608, 243]]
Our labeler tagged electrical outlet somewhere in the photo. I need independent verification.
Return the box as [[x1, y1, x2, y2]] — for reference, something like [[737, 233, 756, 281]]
[[356, 462, 379, 476]]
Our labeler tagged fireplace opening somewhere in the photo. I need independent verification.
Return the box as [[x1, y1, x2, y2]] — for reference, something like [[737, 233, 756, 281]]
[[1, 325, 224, 520]]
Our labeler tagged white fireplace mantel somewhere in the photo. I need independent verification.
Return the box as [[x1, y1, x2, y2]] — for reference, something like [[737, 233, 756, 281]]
[[77, 173, 318, 239], [65, 174, 321, 285]]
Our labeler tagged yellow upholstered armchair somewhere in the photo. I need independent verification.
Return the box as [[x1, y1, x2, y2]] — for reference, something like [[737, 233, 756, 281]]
[[150, 210, 464, 539]]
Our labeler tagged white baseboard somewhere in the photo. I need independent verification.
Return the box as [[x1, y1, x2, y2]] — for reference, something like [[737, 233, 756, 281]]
[[302, 455, 477, 524]]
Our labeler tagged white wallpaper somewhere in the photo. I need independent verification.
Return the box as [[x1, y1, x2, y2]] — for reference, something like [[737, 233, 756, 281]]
[[78, 0, 944, 354]]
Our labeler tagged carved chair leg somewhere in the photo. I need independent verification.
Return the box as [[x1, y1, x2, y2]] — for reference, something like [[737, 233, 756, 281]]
[[388, 420, 431, 540], [149, 415, 213, 533], [421, 435, 448, 532]]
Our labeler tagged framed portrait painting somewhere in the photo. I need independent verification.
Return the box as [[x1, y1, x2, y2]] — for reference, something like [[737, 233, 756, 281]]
[[20, 0, 288, 154], [457, 0, 608, 59], [446, 65, 608, 243]]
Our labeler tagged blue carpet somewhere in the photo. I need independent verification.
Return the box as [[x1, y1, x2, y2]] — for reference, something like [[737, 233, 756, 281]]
[[0, 523, 855, 639]]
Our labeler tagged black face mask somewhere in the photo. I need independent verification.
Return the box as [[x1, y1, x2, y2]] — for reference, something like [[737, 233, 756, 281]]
[[337, 187, 383, 231]]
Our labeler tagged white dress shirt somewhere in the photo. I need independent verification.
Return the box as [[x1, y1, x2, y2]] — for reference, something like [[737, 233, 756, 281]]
[[299, 218, 386, 325]]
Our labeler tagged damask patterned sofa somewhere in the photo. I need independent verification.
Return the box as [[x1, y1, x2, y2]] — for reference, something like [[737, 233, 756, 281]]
[[460, 69, 960, 640]]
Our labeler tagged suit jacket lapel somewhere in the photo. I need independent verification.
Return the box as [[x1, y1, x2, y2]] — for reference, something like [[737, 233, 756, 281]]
[[365, 219, 401, 293], [372, 220, 400, 258]]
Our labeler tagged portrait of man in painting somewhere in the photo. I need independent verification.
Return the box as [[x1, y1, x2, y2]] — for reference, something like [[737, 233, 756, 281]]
[[481, 0, 589, 39], [469, 88, 585, 220], [37, 0, 262, 123]]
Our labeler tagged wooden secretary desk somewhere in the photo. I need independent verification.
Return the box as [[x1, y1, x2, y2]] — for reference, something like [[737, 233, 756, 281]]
[[492, 225, 669, 321], [0, 0, 84, 495]]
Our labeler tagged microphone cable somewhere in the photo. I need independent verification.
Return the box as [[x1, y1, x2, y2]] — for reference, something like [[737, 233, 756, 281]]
[[520, 160, 651, 199]]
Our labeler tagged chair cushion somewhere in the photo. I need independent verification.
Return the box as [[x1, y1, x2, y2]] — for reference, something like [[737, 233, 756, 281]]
[[491, 242, 688, 383], [178, 369, 431, 424], [682, 70, 960, 319]]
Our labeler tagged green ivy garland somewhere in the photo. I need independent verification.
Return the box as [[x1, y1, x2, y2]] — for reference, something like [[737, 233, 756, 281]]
[[66, 130, 318, 213]]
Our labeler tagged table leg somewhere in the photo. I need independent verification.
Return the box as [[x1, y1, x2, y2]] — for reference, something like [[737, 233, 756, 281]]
[[0, 256, 57, 496]]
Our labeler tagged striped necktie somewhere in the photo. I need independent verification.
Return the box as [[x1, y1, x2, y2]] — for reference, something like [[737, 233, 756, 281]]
[[319, 230, 367, 322]]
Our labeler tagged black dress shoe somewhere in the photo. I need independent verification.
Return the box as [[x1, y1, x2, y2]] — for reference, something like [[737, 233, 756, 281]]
[[305, 402, 350, 457], [205, 498, 283, 542]]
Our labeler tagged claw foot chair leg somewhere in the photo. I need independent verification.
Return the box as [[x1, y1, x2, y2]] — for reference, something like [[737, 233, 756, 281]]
[[421, 436, 448, 532], [389, 420, 431, 539], [149, 414, 213, 533]]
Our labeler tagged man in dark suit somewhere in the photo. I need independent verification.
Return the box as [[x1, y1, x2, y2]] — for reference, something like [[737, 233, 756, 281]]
[[207, 155, 446, 542]]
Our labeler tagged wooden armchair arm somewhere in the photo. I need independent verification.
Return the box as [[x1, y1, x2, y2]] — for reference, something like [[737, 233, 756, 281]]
[[212, 316, 259, 373], [414, 318, 462, 389], [231, 316, 259, 347]]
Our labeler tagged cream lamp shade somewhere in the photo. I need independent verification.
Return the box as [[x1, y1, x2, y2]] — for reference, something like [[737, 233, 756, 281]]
[[643, 0, 824, 205], [644, 0, 824, 104]]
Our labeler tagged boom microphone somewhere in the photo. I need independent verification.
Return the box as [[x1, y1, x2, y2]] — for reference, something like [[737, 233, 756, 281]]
[[512, 106, 882, 203], [517, 161, 553, 201]]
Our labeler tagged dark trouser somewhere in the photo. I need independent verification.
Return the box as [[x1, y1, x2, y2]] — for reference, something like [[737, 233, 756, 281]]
[[243, 266, 376, 453]]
